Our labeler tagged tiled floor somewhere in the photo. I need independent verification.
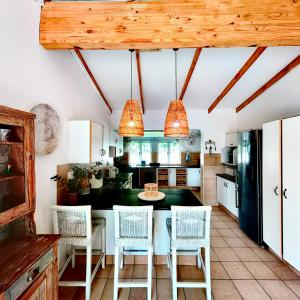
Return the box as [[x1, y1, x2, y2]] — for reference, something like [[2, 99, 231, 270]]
[[59, 206, 300, 300]]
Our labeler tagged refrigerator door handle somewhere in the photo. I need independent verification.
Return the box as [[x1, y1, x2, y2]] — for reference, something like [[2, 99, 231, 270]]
[[235, 189, 239, 207]]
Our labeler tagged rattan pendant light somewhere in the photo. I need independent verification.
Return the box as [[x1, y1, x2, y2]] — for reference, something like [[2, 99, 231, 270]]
[[119, 50, 144, 137], [164, 49, 189, 137]]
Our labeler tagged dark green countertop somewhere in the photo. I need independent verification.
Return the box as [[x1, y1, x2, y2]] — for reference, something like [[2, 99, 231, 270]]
[[78, 188, 202, 210]]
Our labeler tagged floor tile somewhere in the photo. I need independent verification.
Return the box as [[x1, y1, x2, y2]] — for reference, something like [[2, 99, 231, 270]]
[[179, 265, 204, 280], [258, 280, 299, 300], [222, 262, 254, 279], [233, 280, 270, 300], [231, 228, 247, 238], [284, 280, 300, 297], [240, 237, 260, 248], [244, 262, 278, 280], [211, 228, 221, 237], [217, 229, 238, 238], [101, 278, 130, 300], [184, 287, 211, 300], [232, 248, 261, 261], [213, 247, 240, 262], [132, 264, 156, 279], [212, 221, 229, 229], [211, 262, 230, 279], [218, 215, 234, 222], [109, 265, 134, 279], [96, 265, 112, 279], [210, 248, 220, 262], [223, 237, 247, 248], [58, 287, 78, 300], [156, 265, 171, 279], [90, 279, 107, 300], [252, 248, 280, 262], [128, 278, 157, 300], [157, 279, 185, 300], [211, 279, 242, 300], [265, 262, 299, 280], [225, 221, 240, 229], [211, 237, 229, 248]]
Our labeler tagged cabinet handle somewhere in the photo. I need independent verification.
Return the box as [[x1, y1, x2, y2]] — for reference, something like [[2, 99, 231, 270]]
[[274, 186, 278, 196], [235, 189, 239, 207], [283, 188, 287, 199]]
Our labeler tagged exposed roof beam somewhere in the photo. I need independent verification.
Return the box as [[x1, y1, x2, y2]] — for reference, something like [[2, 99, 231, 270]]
[[40, 1, 300, 50], [73, 48, 112, 113], [135, 50, 145, 114], [236, 55, 300, 113], [179, 48, 202, 101], [208, 47, 266, 113]]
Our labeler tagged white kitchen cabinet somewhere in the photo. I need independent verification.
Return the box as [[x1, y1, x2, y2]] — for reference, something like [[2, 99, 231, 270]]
[[168, 168, 176, 186], [110, 129, 123, 157], [282, 116, 300, 271], [226, 180, 238, 217], [217, 176, 238, 218], [217, 176, 226, 207], [68, 120, 105, 163], [225, 132, 238, 147], [187, 168, 201, 187], [262, 120, 282, 258]]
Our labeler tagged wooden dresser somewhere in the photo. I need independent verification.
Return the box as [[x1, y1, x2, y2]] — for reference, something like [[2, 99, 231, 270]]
[[0, 105, 59, 300]]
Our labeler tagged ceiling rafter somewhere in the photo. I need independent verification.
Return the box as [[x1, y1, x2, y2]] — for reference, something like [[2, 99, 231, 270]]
[[179, 48, 202, 101], [73, 48, 112, 113], [135, 50, 145, 114], [208, 47, 266, 113], [236, 55, 300, 113]]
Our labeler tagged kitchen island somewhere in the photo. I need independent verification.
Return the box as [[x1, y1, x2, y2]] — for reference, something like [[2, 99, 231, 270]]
[[80, 189, 202, 254]]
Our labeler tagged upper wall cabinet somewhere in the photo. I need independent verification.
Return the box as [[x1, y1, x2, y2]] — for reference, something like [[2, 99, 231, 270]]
[[68, 120, 106, 163], [225, 132, 238, 147], [110, 129, 123, 157]]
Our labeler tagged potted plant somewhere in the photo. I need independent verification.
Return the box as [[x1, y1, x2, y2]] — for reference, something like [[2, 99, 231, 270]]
[[89, 162, 104, 189], [67, 176, 80, 205]]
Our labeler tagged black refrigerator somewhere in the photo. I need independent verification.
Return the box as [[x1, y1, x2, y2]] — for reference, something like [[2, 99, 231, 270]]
[[237, 130, 263, 245]]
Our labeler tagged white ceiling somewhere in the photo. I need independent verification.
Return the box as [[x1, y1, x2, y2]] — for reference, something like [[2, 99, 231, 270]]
[[81, 47, 300, 111]]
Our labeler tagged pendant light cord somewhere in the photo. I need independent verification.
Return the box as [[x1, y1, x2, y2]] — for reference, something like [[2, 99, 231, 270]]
[[174, 49, 178, 99], [130, 50, 133, 100]]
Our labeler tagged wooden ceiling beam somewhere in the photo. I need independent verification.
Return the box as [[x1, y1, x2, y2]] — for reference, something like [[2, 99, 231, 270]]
[[73, 48, 112, 113], [236, 55, 300, 113], [135, 50, 145, 114], [179, 48, 202, 101], [40, 1, 300, 50], [208, 47, 266, 113]]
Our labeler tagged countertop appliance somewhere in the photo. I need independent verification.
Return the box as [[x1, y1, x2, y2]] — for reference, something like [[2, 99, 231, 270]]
[[237, 130, 263, 244], [221, 146, 237, 165]]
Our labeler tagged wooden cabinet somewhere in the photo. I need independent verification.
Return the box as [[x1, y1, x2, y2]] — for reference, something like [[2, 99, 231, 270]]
[[109, 130, 123, 157], [262, 120, 282, 258], [217, 176, 238, 218], [68, 120, 106, 163], [282, 116, 300, 270], [187, 168, 200, 187]]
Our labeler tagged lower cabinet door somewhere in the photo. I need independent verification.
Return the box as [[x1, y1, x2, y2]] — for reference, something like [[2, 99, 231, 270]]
[[217, 177, 225, 206], [226, 181, 238, 217]]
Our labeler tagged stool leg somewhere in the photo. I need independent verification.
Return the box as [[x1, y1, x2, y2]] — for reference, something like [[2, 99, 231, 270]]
[[85, 245, 92, 300], [72, 247, 76, 269], [197, 248, 201, 269], [102, 226, 106, 269], [205, 246, 211, 300], [172, 247, 177, 300], [114, 246, 120, 300], [147, 246, 153, 300]]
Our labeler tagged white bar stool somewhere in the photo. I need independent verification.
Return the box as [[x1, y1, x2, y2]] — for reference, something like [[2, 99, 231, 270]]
[[52, 205, 106, 300], [166, 205, 212, 300], [113, 205, 153, 300]]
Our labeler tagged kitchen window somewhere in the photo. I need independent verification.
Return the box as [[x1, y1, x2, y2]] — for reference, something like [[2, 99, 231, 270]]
[[158, 141, 181, 164], [129, 141, 152, 165]]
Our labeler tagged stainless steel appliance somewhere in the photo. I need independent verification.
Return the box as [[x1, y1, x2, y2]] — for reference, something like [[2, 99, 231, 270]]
[[221, 146, 238, 165], [237, 130, 263, 244]]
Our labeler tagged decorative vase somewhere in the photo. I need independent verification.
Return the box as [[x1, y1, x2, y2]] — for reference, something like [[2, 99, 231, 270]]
[[67, 192, 78, 205], [89, 175, 103, 189], [80, 178, 90, 195]]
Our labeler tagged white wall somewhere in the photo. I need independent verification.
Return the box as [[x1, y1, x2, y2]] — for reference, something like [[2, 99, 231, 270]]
[[111, 109, 237, 153], [0, 0, 111, 233], [237, 67, 300, 130]]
